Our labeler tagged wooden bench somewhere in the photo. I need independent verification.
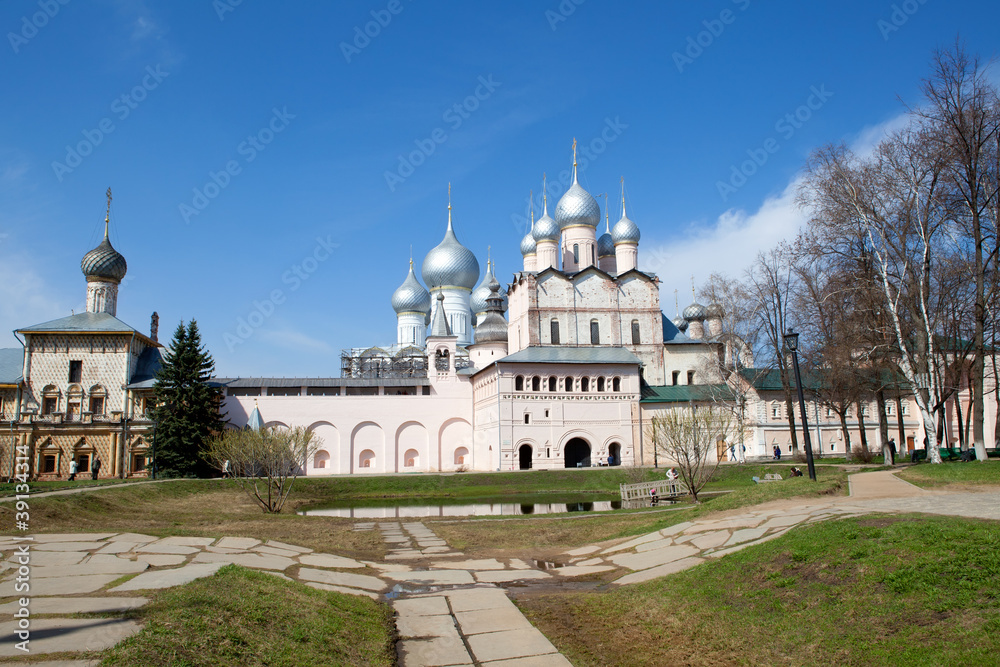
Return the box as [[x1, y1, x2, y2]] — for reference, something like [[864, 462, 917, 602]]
[[620, 479, 687, 503], [752, 473, 783, 483]]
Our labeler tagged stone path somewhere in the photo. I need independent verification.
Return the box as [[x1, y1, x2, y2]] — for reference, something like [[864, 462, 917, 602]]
[[3, 471, 999, 665]]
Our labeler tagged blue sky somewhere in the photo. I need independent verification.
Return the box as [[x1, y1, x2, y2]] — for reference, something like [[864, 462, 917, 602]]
[[1, 0, 997, 377]]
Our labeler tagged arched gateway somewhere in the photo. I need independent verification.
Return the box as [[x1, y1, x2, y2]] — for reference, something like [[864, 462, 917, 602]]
[[518, 444, 533, 470], [564, 438, 591, 468]]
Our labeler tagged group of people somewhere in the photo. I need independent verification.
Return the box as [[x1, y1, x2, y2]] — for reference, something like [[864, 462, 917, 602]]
[[788, 466, 804, 477], [67, 456, 101, 481]]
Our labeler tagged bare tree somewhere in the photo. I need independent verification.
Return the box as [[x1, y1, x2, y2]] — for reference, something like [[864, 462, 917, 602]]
[[207, 426, 320, 513], [647, 403, 734, 502]]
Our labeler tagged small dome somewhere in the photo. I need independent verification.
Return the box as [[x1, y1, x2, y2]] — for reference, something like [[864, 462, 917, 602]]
[[555, 178, 600, 230], [392, 261, 431, 316], [471, 261, 508, 315], [81, 232, 127, 282], [683, 302, 706, 321], [533, 209, 559, 242], [421, 206, 480, 291], [474, 285, 508, 344], [520, 231, 536, 257], [597, 232, 615, 258], [611, 208, 640, 245], [706, 302, 724, 319], [672, 315, 688, 332]]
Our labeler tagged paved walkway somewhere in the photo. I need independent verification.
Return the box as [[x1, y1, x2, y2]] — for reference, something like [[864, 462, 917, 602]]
[[2, 470, 998, 665]]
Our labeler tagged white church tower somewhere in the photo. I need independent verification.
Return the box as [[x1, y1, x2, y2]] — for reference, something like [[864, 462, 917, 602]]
[[81, 188, 128, 316], [556, 140, 600, 273], [611, 178, 640, 274], [391, 259, 431, 347], [533, 176, 560, 271]]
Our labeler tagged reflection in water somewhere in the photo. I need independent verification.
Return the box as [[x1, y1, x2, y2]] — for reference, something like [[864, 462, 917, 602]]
[[299, 499, 621, 518]]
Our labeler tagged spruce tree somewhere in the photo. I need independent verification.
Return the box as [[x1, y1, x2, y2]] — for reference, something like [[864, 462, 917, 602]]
[[151, 320, 225, 477]]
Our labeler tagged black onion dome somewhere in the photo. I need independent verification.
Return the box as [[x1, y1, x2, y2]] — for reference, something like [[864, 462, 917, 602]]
[[81, 235, 127, 281]]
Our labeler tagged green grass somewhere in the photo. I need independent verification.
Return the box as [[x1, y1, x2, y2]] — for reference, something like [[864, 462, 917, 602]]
[[100, 565, 394, 667], [897, 459, 1000, 488], [518, 514, 1000, 666], [0, 477, 144, 496]]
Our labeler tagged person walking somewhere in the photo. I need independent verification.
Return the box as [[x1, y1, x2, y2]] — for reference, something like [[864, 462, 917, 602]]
[[887, 438, 897, 465], [68, 459, 78, 481], [91, 456, 102, 480], [222, 459, 231, 478]]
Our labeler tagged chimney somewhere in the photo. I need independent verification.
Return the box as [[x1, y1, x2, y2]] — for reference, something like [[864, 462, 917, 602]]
[[150, 312, 159, 343]]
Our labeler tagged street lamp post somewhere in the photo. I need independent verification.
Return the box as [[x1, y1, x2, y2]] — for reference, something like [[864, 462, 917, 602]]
[[784, 329, 816, 481]]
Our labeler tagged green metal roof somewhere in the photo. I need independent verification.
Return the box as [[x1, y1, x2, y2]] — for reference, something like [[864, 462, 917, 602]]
[[640, 383, 735, 403], [499, 346, 640, 365]]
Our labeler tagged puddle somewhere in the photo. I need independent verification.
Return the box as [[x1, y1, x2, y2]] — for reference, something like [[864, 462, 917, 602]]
[[534, 560, 565, 570], [301, 498, 622, 518]]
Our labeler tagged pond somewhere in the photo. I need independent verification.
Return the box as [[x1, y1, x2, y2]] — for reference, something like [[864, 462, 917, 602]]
[[298, 495, 625, 518]]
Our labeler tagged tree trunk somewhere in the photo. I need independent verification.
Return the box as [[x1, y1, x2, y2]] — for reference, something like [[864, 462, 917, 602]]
[[895, 395, 907, 455], [856, 400, 870, 453], [920, 405, 943, 464], [876, 390, 892, 466], [954, 391, 965, 450], [839, 411, 852, 458], [993, 349, 1000, 446]]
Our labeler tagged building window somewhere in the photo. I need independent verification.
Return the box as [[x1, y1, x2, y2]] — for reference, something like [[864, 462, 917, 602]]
[[43, 397, 58, 415], [550, 319, 560, 345], [687, 370, 695, 385], [573, 244, 579, 264], [591, 245, 595, 264], [902, 403, 909, 416], [771, 402, 781, 419], [42, 455, 56, 473], [548, 376, 557, 392], [597, 377, 605, 392], [515, 376, 524, 391], [544, 409, 549, 417], [531, 376, 540, 392], [565, 376, 574, 392], [68, 360, 82, 384], [590, 320, 600, 344], [132, 454, 146, 472], [826, 407, 834, 418], [612, 377, 621, 392], [860, 404, 869, 417], [672, 371, 679, 386], [524, 414, 530, 424], [581, 377, 590, 392], [631, 320, 640, 345], [89, 396, 105, 415], [886, 403, 894, 416]]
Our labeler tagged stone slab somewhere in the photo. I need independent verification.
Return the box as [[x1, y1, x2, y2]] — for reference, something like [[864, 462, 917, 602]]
[[759, 515, 810, 530], [577, 558, 604, 567], [385, 570, 474, 586], [601, 532, 665, 554], [609, 544, 699, 570], [107, 533, 158, 543], [192, 551, 295, 571], [0, 573, 120, 597], [396, 612, 457, 638], [508, 559, 532, 570], [298, 553, 363, 569], [432, 558, 505, 571], [455, 606, 531, 635], [0, 617, 141, 657], [690, 531, 731, 550], [94, 542, 136, 555], [613, 557, 705, 585], [263, 540, 312, 554], [549, 565, 615, 577], [11, 551, 86, 567], [110, 562, 226, 591], [659, 521, 694, 536], [564, 545, 600, 557], [31, 534, 116, 543], [398, 636, 472, 666], [482, 655, 574, 667], [215, 536, 261, 550], [205, 546, 249, 555], [304, 582, 380, 600], [136, 554, 187, 567], [134, 543, 200, 555], [474, 570, 550, 583], [32, 556, 147, 578], [33, 542, 107, 552], [467, 627, 559, 663], [156, 536, 215, 547], [422, 546, 453, 554], [724, 527, 768, 547], [297, 567, 386, 592], [442, 587, 509, 613], [252, 545, 302, 558], [0, 596, 148, 615], [393, 595, 451, 617]]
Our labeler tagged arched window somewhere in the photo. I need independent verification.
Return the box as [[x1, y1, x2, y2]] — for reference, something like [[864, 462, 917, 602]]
[[524, 413, 531, 424], [313, 451, 330, 469], [573, 244, 580, 264], [597, 377, 605, 392], [531, 376, 540, 392], [359, 450, 376, 469], [89, 385, 106, 415], [631, 320, 640, 345], [612, 377, 621, 392], [454, 447, 469, 465], [548, 376, 557, 392], [550, 319, 560, 345], [581, 377, 590, 392], [435, 349, 450, 371], [515, 376, 524, 391], [565, 376, 574, 392], [404, 449, 419, 468], [590, 320, 600, 344]]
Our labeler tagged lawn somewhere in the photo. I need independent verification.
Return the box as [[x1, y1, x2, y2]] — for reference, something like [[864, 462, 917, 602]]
[[0, 477, 146, 496], [897, 459, 1000, 488], [517, 514, 1000, 666], [100, 565, 395, 666]]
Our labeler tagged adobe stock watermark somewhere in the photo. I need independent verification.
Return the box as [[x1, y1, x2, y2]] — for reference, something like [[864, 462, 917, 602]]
[[223, 235, 339, 351], [716, 84, 833, 202], [179, 107, 295, 224], [509, 117, 628, 234], [673, 0, 751, 73], [51, 65, 169, 182], [545, 0, 586, 31], [340, 0, 414, 63], [214, 0, 244, 21], [877, 0, 929, 41], [384, 75, 501, 192], [7, 0, 71, 54]]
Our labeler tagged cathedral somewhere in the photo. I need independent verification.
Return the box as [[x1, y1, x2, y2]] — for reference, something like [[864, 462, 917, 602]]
[[12, 147, 946, 480]]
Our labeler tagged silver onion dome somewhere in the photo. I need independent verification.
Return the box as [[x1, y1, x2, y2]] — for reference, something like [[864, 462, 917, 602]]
[[555, 175, 600, 230], [706, 302, 724, 319], [520, 231, 536, 256], [81, 226, 127, 282], [533, 188, 560, 242], [597, 232, 615, 258], [421, 205, 480, 291], [471, 261, 508, 315], [391, 261, 431, 316], [672, 315, 688, 332], [683, 301, 706, 321], [474, 285, 508, 344], [611, 201, 641, 245]]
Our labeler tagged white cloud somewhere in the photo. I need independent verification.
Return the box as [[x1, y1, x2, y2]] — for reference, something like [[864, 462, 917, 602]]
[[0, 254, 67, 347]]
